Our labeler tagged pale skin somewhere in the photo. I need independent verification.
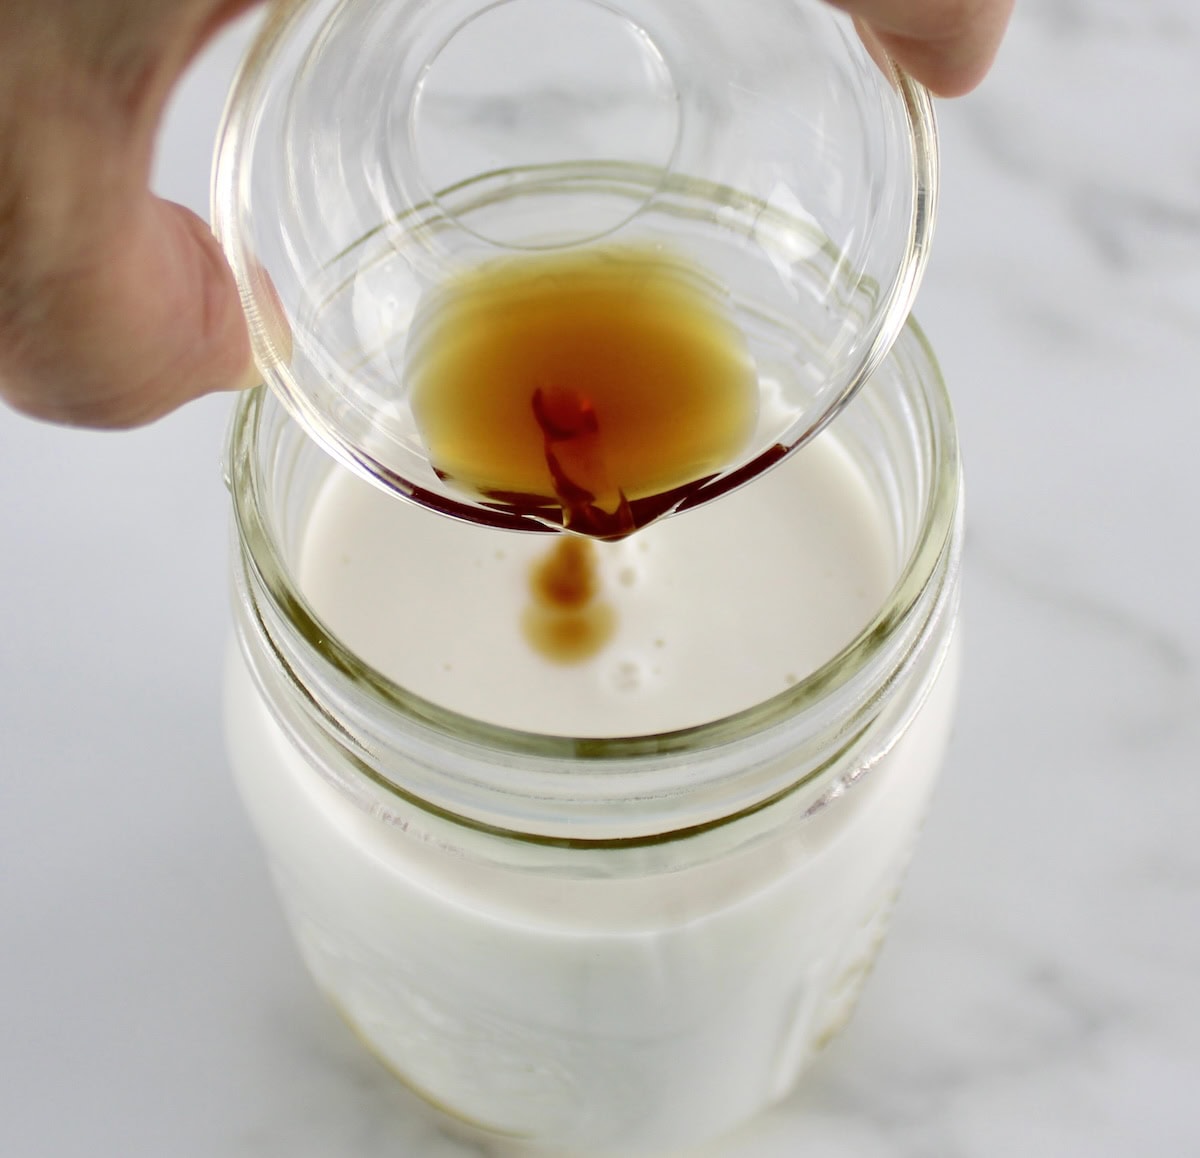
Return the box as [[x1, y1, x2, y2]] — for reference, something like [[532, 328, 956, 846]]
[[0, 0, 1013, 429]]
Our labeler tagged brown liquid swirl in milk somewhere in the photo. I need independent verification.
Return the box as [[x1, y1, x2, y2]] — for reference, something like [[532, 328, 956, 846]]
[[522, 537, 615, 663]]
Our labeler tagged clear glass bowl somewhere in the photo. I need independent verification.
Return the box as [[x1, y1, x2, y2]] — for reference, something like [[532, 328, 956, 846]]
[[213, 0, 937, 533]]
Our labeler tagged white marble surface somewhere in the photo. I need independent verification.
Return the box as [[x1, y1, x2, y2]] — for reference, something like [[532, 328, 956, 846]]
[[2, 4, 1199, 1155]]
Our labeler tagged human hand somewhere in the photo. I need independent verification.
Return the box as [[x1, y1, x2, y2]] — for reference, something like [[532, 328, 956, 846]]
[[830, 0, 1015, 96], [0, 0, 260, 428]]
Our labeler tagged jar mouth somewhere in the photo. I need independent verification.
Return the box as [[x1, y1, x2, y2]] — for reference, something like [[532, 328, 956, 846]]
[[228, 315, 959, 753]]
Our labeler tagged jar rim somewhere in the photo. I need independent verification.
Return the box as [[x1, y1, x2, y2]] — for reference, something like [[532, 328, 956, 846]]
[[228, 317, 959, 752], [227, 317, 960, 840]]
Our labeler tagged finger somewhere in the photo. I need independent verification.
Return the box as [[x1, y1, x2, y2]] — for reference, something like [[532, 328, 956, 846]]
[[828, 0, 1014, 96], [0, 0, 262, 428], [2, 191, 254, 428]]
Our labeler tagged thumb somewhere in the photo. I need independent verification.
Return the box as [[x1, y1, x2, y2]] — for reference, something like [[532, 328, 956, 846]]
[[3, 194, 254, 429], [0, 0, 259, 429]]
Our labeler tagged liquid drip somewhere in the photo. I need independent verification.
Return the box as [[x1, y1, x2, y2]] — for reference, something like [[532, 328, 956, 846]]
[[522, 537, 615, 663], [407, 246, 760, 539]]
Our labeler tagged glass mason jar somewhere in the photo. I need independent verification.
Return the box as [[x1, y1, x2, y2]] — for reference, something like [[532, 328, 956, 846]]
[[222, 319, 962, 1155]]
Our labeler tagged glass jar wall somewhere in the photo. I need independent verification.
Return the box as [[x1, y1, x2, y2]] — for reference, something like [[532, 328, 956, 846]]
[[222, 319, 962, 1154]]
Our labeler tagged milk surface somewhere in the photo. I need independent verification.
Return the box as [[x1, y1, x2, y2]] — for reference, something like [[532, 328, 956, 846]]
[[224, 431, 959, 1153], [297, 435, 894, 735]]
